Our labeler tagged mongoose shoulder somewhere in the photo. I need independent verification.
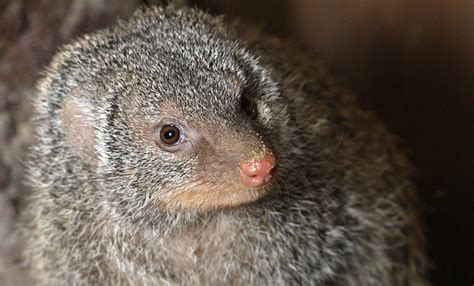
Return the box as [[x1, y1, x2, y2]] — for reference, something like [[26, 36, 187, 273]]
[[24, 5, 427, 285]]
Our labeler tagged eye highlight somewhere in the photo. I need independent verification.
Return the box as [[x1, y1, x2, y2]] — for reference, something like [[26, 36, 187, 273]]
[[159, 125, 182, 145], [241, 93, 258, 120]]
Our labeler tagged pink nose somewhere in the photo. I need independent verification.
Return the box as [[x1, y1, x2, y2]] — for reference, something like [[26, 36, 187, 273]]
[[239, 153, 277, 188]]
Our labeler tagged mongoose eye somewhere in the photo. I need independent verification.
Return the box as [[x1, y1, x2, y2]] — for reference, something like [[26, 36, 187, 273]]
[[159, 125, 182, 145], [241, 94, 258, 120]]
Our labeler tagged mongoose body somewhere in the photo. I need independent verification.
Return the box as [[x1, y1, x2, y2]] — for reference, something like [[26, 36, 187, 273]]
[[24, 6, 426, 285]]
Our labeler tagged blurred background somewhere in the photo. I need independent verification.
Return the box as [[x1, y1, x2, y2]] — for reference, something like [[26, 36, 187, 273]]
[[0, 0, 472, 284]]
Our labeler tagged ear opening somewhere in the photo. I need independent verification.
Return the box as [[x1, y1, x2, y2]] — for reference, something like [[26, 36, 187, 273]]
[[61, 87, 99, 167]]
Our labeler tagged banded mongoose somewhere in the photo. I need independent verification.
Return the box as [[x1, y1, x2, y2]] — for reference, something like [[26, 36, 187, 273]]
[[23, 5, 427, 285]]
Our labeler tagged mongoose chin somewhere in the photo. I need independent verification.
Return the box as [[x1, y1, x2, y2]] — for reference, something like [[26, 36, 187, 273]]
[[159, 183, 272, 211]]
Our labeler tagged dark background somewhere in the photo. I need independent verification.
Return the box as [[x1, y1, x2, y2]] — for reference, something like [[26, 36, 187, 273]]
[[0, 0, 472, 285]]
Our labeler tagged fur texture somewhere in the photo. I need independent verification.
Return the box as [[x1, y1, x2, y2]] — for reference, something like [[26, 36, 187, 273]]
[[23, 6, 427, 285]]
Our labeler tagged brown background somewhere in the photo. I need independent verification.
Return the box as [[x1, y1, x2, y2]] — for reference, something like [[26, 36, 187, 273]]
[[0, 0, 472, 285]]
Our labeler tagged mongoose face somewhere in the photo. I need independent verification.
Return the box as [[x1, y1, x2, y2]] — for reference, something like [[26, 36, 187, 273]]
[[102, 73, 281, 212], [59, 9, 289, 212]]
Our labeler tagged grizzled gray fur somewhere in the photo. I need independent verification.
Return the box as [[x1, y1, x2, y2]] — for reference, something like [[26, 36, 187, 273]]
[[23, 5, 427, 285]]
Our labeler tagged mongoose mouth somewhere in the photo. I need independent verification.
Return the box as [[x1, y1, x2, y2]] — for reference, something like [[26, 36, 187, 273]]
[[158, 183, 272, 211]]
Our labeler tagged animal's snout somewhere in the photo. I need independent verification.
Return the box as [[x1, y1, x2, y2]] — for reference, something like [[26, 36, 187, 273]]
[[239, 153, 276, 188]]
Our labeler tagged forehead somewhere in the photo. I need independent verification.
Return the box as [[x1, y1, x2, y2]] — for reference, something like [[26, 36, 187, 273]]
[[122, 29, 247, 92], [115, 67, 245, 124]]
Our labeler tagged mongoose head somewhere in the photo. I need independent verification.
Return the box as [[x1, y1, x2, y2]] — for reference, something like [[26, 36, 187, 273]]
[[55, 7, 291, 214]]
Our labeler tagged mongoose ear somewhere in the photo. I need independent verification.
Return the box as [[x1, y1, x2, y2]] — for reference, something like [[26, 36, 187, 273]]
[[61, 87, 99, 167]]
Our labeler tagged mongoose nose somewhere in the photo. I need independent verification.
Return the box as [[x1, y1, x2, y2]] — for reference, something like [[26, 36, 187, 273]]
[[239, 153, 277, 188]]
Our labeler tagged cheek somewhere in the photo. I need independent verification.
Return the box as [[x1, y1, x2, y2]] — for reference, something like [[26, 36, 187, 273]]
[[139, 154, 198, 194], [105, 140, 193, 186], [104, 159, 198, 216], [197, 154, 238, 185]]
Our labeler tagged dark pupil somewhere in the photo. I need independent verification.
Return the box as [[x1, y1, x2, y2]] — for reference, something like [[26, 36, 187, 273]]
[[164, 129, 176, 139]]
